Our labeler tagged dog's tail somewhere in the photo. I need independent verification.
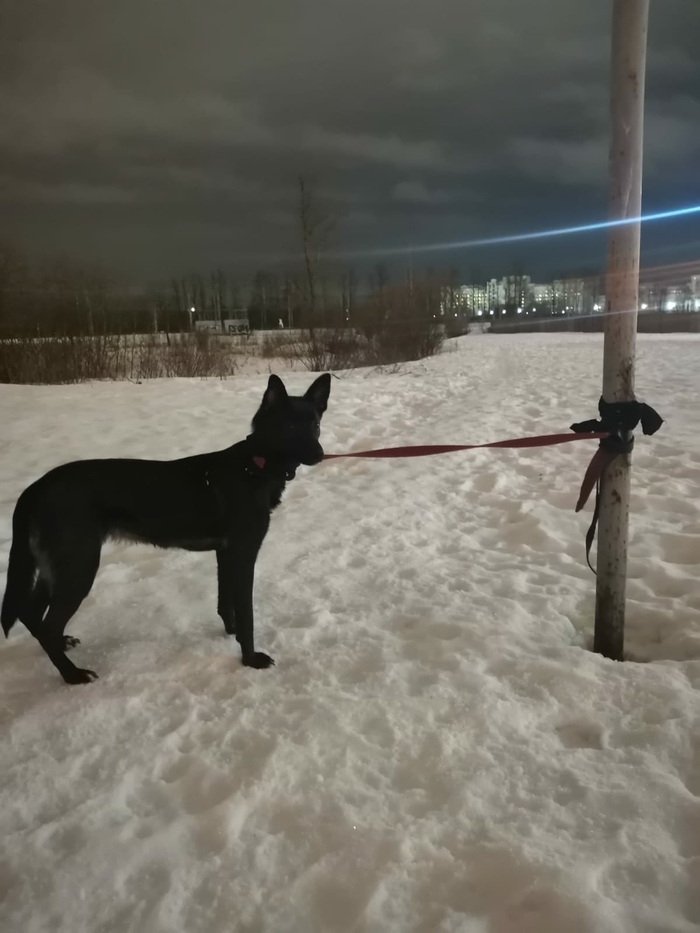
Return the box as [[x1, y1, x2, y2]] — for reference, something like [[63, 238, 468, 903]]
[[1, 507, 35, 637]]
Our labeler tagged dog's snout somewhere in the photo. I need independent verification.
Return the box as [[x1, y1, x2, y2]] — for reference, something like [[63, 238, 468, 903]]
[[304, 443, 324, 465]]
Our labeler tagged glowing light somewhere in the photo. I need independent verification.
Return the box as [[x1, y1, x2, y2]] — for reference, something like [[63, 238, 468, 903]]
[[190, 306, 195, 313], [334, 203, 700, 259], [593, 303, 600, 311], [490, 292, 690, 332], [641, 302, 648, 310]]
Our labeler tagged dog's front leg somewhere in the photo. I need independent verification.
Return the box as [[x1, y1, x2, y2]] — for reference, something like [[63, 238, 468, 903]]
[[221, 543, 275, 670], [216, 548, 236, 635]]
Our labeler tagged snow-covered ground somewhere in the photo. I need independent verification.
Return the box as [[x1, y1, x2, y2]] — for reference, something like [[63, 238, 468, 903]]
[[1, 333, 699, 933]]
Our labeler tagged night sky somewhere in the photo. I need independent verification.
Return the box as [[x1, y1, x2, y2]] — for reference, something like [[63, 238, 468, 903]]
[[1, 0, 699, 285]]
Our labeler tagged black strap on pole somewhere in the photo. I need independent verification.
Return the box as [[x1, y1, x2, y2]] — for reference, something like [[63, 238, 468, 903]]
[[572, 398, 663, 573]]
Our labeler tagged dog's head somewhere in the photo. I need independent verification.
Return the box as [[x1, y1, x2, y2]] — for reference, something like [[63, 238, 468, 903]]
[[250, 373, 331, 467]]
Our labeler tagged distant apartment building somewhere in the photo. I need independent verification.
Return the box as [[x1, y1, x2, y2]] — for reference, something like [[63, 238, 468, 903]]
[[458, 284, 489, 313], [486, 278, 504, 310], [532, 284, 551, 309], [458, 268, 699, 316], [666, 287, 692, 312], [691, 276, 700, 311], [638, 281, 698, 312]]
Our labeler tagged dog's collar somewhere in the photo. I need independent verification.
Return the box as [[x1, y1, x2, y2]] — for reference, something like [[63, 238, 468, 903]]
[[245, 454, 297, 482]]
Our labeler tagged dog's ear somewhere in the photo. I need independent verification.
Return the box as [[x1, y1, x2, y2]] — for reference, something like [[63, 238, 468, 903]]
[[304, 373, 331, 415], [260, 374, 288, 411]]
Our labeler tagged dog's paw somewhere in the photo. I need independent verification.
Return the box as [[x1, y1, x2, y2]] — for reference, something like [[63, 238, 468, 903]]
[[64, 667, 99, 685], [242, 652, 275, 670], [63, 636, 81, 651]]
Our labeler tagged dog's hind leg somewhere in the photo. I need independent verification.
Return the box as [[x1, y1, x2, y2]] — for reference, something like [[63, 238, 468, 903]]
[[22, 576, 81, 652], [20, 575, 49, 626], [33, 538, 102, 684], [36, 598, 98, 684]]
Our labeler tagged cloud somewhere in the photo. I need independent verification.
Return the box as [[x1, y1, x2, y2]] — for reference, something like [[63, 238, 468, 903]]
[[0, 76, 276, 156], [644, 98, 700, 171], [300, 128, 450, 171], [392, 180, 449, 204], [0, 0, 696, 279], [506, 136, 607, 186], [0, 175, 135, 205]]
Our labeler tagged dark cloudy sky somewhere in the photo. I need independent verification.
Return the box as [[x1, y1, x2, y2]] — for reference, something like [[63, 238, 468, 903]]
[[1, 0, 699, 285]]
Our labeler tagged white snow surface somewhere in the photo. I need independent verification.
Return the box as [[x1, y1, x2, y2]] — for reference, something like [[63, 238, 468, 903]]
[[1, 332, 700, 933]]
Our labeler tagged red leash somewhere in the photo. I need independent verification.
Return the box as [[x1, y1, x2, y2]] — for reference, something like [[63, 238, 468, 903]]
[[324, 430, 618, 574], [324, 430, 615, 574], [324, 432, 610, 461], [325, 400, 663, 577]]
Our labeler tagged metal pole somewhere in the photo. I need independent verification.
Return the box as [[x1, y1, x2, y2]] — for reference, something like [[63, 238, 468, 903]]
[[594, 0, 650, 660]]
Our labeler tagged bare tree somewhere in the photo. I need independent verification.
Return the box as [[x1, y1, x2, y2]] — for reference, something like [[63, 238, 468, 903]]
[[297, 175, 336, 326], [249, 269, 281, 329], [210, 268, 227, 331], [144, 285, 170, 335], [0, 239, 28, 334], [192, 274, 208, 318], [358, 263, 391, 341], [502, 271, 527, 316], [171, 276, 196, 329], [31, 258, 112, 336], [282, 273, 295, 328], [369, 263, 389, 303], [340, 268, 359, 324]]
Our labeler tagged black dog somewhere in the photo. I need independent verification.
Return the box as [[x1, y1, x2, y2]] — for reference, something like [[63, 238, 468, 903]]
[[1, 373, 331, 684]]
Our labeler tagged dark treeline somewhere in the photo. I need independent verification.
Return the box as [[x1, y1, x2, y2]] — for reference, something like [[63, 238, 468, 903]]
[[0, 236, 468, 340]]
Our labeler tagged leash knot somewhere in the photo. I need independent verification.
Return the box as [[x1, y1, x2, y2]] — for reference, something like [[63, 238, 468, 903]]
[[572, 396, 663, 573]]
